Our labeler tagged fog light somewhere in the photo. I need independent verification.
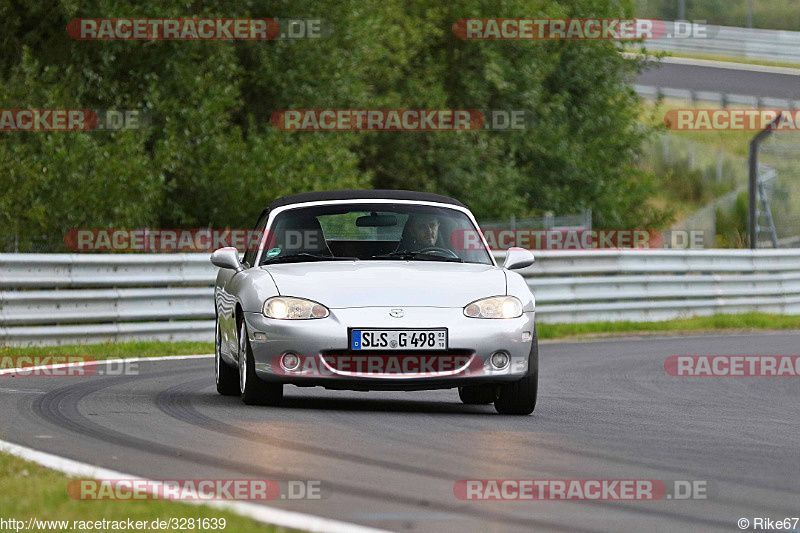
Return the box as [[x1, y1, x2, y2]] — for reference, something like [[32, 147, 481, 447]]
[[490, 351, 510, 369], [281, 352, 300, 371]]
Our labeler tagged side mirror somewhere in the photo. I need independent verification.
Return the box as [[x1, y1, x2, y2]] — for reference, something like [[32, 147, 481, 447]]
[[503, 247, 534, 270], [211, 247, 244, 272]]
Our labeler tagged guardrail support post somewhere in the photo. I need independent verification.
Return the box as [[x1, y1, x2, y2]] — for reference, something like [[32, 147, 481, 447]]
[[748, 113, 783, 248]]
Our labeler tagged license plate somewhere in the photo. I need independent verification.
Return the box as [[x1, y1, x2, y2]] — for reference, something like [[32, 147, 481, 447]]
[[351, 329, 447, 351]]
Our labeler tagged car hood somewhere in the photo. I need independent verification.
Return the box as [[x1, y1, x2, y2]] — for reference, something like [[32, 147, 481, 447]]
[[262, 261, 506, 308]]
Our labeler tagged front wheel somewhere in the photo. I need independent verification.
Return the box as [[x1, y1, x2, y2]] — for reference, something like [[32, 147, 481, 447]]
[[494, 327, 538, 415], [238, 319, 283, 406], [494, 371, 538, 415], [215, 320, 239, 396]]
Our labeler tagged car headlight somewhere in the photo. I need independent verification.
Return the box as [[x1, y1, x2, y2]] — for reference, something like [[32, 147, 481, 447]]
[[464, 296, 522, 319], [263, 297, 329, 319]]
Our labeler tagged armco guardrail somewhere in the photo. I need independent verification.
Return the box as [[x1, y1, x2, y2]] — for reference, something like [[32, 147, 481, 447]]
[[0, 254, 216, 345], [509, 250, 800, 323], [633, 84, 800, 110], [2, 250, 800, 345], [642, 23, 800, 63]]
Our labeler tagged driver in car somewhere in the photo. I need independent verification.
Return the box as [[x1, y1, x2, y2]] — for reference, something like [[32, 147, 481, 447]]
[[401, 213, 441, 251]]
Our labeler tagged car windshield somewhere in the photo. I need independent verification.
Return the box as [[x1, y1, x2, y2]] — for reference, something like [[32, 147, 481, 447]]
[[259, 203, 493, 265]]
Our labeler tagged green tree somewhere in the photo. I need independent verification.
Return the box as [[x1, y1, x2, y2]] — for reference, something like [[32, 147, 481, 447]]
[[0, 0, 668, 250]]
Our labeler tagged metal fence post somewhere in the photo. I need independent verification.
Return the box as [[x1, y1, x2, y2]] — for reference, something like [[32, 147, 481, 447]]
[[748, 113, 783, 248]]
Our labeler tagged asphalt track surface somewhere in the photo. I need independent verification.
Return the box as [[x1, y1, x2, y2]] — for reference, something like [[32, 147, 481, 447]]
[[636, 61, 800, 100], [2, 332, 799, 532]]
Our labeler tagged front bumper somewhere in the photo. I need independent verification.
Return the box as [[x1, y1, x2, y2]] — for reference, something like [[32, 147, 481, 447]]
[[243, 307, 535, 391]]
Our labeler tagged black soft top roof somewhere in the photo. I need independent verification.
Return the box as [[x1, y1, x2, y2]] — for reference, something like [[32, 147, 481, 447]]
[[264, 189, 466, 212]]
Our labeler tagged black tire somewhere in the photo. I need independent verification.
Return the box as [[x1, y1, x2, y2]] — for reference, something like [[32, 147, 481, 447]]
[[494, 327, 538, 415], [237, 318, 283, 406], [458, 385, 496, 405], [215, 320, 240, 396]]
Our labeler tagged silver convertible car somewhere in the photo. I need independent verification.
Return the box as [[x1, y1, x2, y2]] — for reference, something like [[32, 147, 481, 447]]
[[211, 190, 538, 414]]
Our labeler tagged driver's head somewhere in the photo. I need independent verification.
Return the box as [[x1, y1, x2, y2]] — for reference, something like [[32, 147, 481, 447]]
[[407, 214, 440, 247]]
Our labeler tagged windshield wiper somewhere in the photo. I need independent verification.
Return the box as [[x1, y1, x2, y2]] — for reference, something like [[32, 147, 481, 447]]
[[371, 251, 463, 263], [262, 253, 358, 265]]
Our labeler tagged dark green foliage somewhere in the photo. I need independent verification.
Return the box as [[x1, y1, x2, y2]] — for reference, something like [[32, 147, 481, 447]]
[[1, 0, 666, 246]]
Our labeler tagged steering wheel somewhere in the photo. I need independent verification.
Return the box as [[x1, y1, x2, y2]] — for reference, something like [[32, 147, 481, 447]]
[[417, 246, 460, 259]]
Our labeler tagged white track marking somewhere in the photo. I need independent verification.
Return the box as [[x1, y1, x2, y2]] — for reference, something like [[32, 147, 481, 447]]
[[0, 434, 388, 533], [0, 354, 214, 376]]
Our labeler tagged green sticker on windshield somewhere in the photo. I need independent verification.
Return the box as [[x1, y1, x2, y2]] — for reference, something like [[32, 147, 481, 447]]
[[266, 248, 281, 258]]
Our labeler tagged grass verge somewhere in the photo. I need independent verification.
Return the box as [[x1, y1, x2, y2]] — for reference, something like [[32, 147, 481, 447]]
[[0, 452, 285, 533], [537, 312, 800, 340], [639, 98, 757, 158], [0, 342, 214, 360]]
